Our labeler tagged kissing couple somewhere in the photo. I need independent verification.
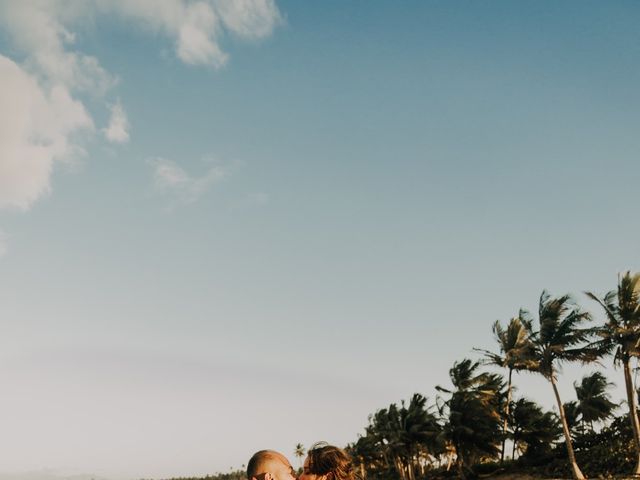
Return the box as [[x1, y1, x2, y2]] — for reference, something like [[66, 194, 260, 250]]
[[247, 443, 355, 480]]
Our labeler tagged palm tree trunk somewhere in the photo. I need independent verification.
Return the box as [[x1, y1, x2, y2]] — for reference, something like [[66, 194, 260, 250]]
[[551, 376, 585, 480], [393, 455, 405, 480], [358, 458, 365, 480], [623, 358, 640, 475], [406, 458, 415, 480], [501, 368, 513, 463]]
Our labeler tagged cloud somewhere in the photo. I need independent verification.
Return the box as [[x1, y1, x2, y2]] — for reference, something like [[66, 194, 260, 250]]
[[100, 0, 282, 68], [0, 1, 110, 212], [0, 0, 282, 214], [149, 157, 228, 204], [0, 2, 118, 94], [103, 101, 130, 143], [103, 0, 228, 68], [176, 2, 227, 66], [214, 0, 284, 40], [0, 54, 93, 211], [0, 1, 282, 74], [0, 1, 281, 254]]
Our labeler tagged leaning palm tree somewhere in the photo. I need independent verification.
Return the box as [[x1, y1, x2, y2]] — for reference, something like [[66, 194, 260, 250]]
[[586, 271, 640, 475], [523, 291, 596, 480], [475, 314, 536, 462], [574, 371, 617, 431]]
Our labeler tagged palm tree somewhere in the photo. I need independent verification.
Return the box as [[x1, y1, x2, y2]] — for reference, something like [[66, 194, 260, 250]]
[[586, 271, 640, 475], [397, 394, 442, 480], [574, 372, 617, 431], [365, 405, 401, 479], [364, 394, 442, 480], [523, 291, 595, 480], [475, 314, 536, 462], [348, 434, 385, 480], [294, 443, 305, 472], [511, 398, 561, 460], [436, 359, 504, 479], [563, 400, 581, 436]]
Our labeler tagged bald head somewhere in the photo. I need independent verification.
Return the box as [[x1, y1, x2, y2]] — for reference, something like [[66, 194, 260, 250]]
[[247, 450, 276, 479], [247, 450, 296, 480]]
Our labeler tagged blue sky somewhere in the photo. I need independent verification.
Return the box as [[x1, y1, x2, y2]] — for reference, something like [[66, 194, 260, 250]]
[[1, 1, 640, 479]]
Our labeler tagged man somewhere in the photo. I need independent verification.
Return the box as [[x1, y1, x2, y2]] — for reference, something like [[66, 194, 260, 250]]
[[247, 450, 297, 480]]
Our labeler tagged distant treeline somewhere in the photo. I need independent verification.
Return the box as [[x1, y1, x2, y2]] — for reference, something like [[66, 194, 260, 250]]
[[143, 470, 246, 480]]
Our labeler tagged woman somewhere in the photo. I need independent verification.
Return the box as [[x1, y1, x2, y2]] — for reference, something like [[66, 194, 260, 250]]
[[298, 442, 356, 480]]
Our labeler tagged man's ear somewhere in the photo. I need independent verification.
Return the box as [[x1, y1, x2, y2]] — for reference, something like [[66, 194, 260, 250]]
[[264, 473, 273, 480]]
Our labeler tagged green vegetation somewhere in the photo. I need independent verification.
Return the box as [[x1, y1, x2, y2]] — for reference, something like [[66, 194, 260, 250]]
[[347, 271, 640, 479], [146, 470, 246, 480]]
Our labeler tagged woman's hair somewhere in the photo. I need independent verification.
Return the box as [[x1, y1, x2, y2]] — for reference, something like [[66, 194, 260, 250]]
[[306, 442, 355, 480]]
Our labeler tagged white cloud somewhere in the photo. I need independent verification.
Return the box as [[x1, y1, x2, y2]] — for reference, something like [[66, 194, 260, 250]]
[[0, 0, 282, 83], [177, 2, 227, 66], [214, 0, 283, 39], [100, 0, 228, 68], [0, 1, 117, 94], [103, 101, 130, 143], [0, 0, 281, 254], [0, 0, 283, 213], [0, 54, 93, 211], [149, 157, 228, 204], [0, 1, 109, 212], [100, 0, 282, 68]]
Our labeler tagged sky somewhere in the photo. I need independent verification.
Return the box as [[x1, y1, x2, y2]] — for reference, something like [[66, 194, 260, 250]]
[[1, 0, 640, 479]]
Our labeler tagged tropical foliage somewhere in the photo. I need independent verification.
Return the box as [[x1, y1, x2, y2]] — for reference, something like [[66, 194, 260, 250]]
[[475, 314, 536, 462], [573, 372, 617, 430], [510, 397, 561, 461], [345, 271, 640, 480], [354, 393, 443, 480], [435, 359, 504, 479], [587, 271, 640, 475], [522, 292, 596, 480]]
